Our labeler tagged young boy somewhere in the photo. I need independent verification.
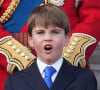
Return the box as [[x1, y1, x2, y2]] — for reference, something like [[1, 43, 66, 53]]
[[5, 4, 97, 90]]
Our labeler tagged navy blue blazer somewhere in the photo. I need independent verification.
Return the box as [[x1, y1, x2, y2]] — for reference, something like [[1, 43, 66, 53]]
[[5, 59, 97, 90]]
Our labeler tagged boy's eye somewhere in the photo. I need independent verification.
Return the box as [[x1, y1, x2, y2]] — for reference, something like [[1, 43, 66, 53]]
[[36, 31, 44, 34], [52, 31, 59, 34]]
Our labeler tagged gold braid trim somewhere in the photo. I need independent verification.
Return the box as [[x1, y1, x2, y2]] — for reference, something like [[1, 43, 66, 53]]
[[0, 36, 35, 74], [0, 0, 20, 24], [62, 33, 96, 67]]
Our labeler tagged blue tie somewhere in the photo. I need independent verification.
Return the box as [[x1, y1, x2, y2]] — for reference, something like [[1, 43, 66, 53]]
[[44, 66, 56, 88]]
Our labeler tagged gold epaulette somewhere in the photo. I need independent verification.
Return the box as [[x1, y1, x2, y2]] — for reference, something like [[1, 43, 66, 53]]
[[0, 36, 36, 74], [62, 33, 96, 67]]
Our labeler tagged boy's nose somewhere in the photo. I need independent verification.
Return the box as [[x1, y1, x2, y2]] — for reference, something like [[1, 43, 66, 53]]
[[44, 33, 52, 41]]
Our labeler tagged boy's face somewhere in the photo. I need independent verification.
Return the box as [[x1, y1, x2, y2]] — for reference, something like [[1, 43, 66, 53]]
[[28, 25, 69, 65]]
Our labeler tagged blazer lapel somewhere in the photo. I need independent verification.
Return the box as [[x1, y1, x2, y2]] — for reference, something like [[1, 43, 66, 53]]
[[20, 59, 48, 90], [51, 59, 77, 90], [19, 59, 79, 90]]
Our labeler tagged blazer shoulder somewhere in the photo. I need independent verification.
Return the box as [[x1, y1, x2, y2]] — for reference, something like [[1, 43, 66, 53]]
[[64, 59, 96, 79], [78, 68, 96, 78]]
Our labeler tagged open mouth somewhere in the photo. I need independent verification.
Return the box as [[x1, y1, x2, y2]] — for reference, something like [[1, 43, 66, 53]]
[[44, 45, 52, 50]]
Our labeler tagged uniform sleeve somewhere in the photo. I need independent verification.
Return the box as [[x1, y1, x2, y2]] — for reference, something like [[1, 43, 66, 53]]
[[62, 0, 100, 67], [71, 0, 100, 39], [0, 24, 12, 90], [0, 23, 36, 74], [0, 68, 9, 90], [71, 0, 100, 61]]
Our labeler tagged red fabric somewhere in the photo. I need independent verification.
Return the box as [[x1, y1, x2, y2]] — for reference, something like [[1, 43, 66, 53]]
[[0, 54, 9, 90], [0, 68, 9, 90], [0, 0, 100, 89], [62, 0, 100, 61], [0, 24, 10, 90]]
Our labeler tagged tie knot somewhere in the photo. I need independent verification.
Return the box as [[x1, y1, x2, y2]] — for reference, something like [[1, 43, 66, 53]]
[[44, 66, 56, 77]]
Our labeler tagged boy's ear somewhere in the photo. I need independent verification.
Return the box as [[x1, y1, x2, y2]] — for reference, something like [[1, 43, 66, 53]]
[[28, 35, 34, 47], [64, 34, 70, 46]]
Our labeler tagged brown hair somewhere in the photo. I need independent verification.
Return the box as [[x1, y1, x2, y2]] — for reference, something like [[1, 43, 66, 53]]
[[28, 4, 71, 36]]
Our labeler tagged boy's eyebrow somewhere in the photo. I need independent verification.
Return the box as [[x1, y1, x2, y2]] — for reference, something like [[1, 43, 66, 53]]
[[52, 28, 64, 31], [33, 30, 44, 33], [33, 27, 64, 31], [33, 28, 45, 31]]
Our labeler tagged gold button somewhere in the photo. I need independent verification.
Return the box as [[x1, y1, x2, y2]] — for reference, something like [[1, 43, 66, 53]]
[[72, 41, 77, 45], [64, 53, 70, 57], [21, 52, 26, 57], [69, 46, 75, 49], [25, 56, 30, 60], [74, 37, 80, 41], [67, 49, 73, 53], [12, 45, 17, 49], [7, 41, 13, 46], [16, 48, 21, 53]]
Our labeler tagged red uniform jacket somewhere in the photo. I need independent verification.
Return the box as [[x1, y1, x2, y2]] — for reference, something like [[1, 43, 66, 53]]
[[0, 0, 100, 90]]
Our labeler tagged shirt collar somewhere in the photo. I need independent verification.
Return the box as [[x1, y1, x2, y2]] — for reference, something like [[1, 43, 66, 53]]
[[36, 57, 63, 74]]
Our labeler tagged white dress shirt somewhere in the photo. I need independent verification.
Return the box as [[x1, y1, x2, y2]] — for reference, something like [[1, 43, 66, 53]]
[[36, 57, 63, 82]]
